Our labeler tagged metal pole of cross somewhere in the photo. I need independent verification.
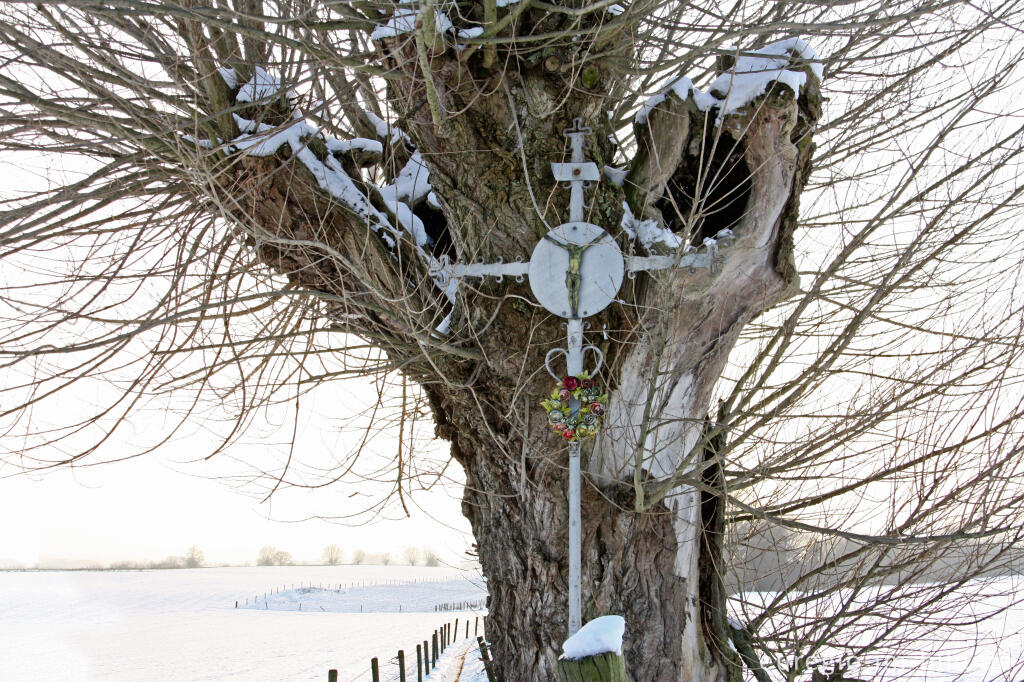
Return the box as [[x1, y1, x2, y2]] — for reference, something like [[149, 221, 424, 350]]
[[436, 118, 733, 637]]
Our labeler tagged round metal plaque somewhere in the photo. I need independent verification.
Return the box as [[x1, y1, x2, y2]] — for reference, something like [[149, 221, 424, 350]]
[[528, 222, 624, 319]]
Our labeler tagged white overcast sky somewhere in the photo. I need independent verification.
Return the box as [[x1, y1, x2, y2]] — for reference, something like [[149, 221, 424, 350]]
[[0, 344, 471, 569], [0, 450, 470, 567]]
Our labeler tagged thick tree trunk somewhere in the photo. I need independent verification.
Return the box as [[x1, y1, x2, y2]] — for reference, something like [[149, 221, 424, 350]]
[[453, 429, 721, 682], [452, 419, 692, 675]]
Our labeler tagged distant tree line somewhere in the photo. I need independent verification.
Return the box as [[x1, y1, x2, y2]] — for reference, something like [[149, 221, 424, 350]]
[[108, 546, 204, 570], [257, 546, 294, 566], [276, 545, 445, 567], [47, 543, 448, 569], [349, 545, 441, 566], [20, 542, 458, 570]]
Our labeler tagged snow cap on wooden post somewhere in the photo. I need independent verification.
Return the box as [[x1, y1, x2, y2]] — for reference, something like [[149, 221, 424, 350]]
[[557, 615, 627, 682]]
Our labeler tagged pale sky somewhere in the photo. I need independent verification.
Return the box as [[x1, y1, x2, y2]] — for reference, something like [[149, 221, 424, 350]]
[[0, 346, 473, 568], [0, 440, 472, 568]]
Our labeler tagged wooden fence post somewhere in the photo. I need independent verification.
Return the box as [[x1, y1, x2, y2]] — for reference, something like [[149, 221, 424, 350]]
[[424, 640, 430, 671], [416, 644, 423, 682], [398, 649, 406, 682], [371, 657, 380, 682], [328, 670, 338, 682], [432, 632, 438, 665], [477, 636, 497, 682], [455, 618, 459, 640], [555, 652, 627, 682]]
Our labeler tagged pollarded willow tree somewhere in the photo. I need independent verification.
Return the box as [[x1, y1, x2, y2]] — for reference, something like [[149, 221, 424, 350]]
[[2, 1, 1024, 681]]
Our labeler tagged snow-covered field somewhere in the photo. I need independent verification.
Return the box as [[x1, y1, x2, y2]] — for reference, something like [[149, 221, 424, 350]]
[[4, 566, 1024, 681], [0, 565, 487, 681]]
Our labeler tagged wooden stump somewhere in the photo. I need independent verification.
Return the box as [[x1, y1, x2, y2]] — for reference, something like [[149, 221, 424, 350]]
[[555, 652, 627, 682]]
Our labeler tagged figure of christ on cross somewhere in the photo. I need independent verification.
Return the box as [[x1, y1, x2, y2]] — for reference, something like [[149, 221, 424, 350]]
[[542, 231, 608, 318]]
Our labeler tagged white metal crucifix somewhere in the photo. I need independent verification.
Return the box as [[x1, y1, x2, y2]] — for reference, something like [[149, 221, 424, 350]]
[[436, 118, 733, 636]]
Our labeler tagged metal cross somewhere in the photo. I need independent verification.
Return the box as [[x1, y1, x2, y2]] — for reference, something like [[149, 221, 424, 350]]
[[433, 118, 733, 636]]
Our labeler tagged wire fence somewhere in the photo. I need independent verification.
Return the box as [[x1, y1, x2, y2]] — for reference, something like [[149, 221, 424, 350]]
[[232, 576, 479, 612], [326, 614, 496, 682], [433, 599, 487, 613]]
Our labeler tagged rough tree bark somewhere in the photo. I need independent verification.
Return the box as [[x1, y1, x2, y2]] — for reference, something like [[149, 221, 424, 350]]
[[214, 18, 820, 682]]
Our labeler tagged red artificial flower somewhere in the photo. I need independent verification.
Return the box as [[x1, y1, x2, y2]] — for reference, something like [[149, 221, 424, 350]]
[[562, 429, 575, 440], [553, 423, 566, 431], [562, 376, 580, 391], [558, 388, 572, 401], [581, 378, 595, 390], [590, 402, 605, 416]]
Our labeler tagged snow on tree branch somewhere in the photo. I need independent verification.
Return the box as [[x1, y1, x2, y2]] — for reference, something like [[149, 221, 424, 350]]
[[184, 80, 458, 333], [636, 38, 823, 126]]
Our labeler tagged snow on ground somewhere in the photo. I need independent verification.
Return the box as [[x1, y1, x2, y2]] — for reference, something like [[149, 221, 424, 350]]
[[409, 636, 489, 682], [4, 567, 1024, 680], [364, 613, 492, 682], [0, 566, 486, 682]]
